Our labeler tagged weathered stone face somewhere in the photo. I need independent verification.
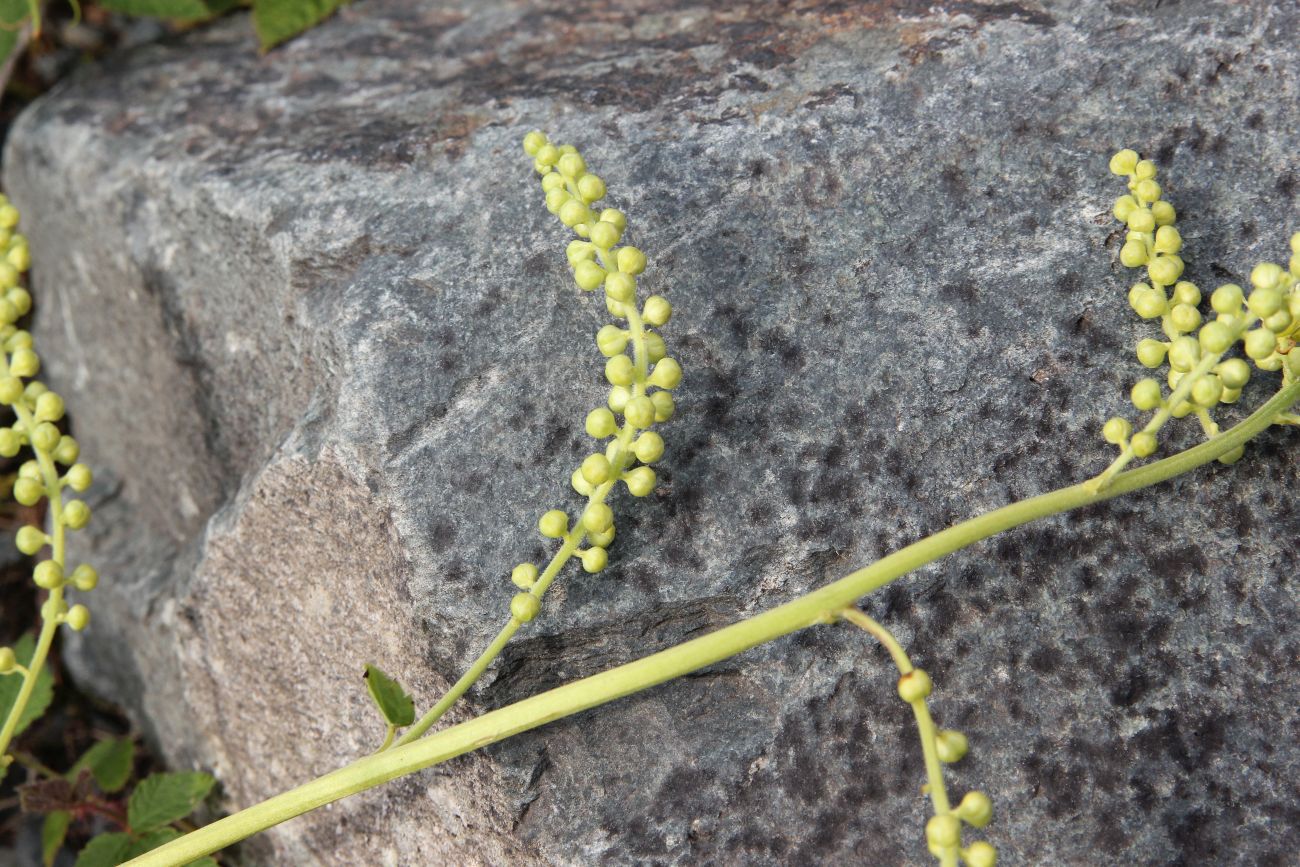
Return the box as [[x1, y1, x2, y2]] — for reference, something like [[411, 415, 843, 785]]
[[5, 0, 1299, 863]]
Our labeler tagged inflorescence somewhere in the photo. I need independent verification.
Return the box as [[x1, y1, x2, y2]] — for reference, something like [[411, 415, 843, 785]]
[[0, 194, 98, 771], [1089, 150, 1300, 490]]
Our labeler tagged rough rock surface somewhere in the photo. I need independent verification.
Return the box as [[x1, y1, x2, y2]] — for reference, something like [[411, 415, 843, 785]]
[[5, 0, 1300, 864]]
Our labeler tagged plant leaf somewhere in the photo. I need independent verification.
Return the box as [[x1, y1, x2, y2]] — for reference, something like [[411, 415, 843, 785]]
[[97, 0, 212, 18], [125, 827, 182, 858], [252, 0, 349, 51], [18, 777, 78, 813], [127, 771, 214, 832], [41, 811, 71, 867], [185, 859, 220, 867], [363, 664, 415, 727], [74, 833, 131, 867], [0, 633, 56, 737], [70, 737, 136, 793]]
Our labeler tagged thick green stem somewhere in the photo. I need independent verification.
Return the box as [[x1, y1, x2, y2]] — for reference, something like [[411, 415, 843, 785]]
[[125, 380, 1300, 867]]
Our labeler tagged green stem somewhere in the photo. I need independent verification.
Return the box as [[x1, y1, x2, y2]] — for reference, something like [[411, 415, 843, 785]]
[[125, 380, 1300, 867]]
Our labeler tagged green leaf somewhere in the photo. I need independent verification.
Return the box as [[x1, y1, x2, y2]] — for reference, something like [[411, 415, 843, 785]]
[[125, 827, 181, 859], [127, 771, 215, 832], [97, 0, 212, 19], [41, 811, 70, 867], [71, 737, 136, 793], [0, 633, 56, 737], [74, 833, 131, 867], [253, 0, 349, 51], [363, 664, 414, 727], [185, 859, 220, 867]]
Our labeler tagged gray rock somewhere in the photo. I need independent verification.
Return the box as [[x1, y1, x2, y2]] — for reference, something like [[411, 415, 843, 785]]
[[5, 0, 1299, 864]]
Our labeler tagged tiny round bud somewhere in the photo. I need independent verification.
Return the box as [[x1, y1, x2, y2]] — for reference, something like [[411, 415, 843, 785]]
[[1112, 195, 1137, 222], [580, 546, 608, 573], [545, 188, 570, 214], [1109, 149, 1138, 175], [557, 152, 586, 178], [1250, 262, 1283, 291], [511, 563, 539, 589], [642, 295, 672, 326], [1167, 336, 1201, 372], [0, 647, 14, 673], [4, 330, 31, 352], [648, 358, 682, 390], [605, 272, 636, 302], [623, 466, 656, 497], [897, 669, 933, 703], [1102, 417, 1130, 444], [1131, 431, 1157, 458], [616, 246, 647, 275], [523, 131, 548, 155], [1131, 287, 1165, 319], [607, 385, 631, 413], [1197, 321, 1233, 354], [33, 560, 63, 589], [9, 347, 38, 377], [1131, 379, 1163, 411], [1135, 338, 1167, 368], [542, 173, 568, 195], [1120, 242, 1149, 269], [589, 220, 620, 249], [52, 436, 79, 466], [559, 199, 589, 228], [566, 239, 595, 265], [633, 431, 664, 464], [538, 510, 569, 539], [596, 324, 630, 357], [15, 525, 45, 555], [577, 174, 606, 204], [1134, 159, 1157, 180], [1210, 284, 1244, 314], [0, 262, 16, 290], [925, 814, 961, 849], [643, 332, 667, 363], [599, 208, 626, 231], [1191, 375, 1223, 408], [63, 500, 90, 530], [71, 564, 98, 592], [1218, 358, 1250, 389], [1171, 281, 1200, 306], [605, 354, 635, 387], [586, 407, 618, 439], [1151, 200, 1176, 226], [956, 791, 993, 828], [0, 428, 19, 458], [1264, 309, 1292, 334], [65, 604, 90, 632], [65, 464, 93, 492], [1126, 209, 1155, 234], [0, 376, 21, 404], [31, 422, 60, 452], [650, 391, 676, 422], [34, 392, 64, 423], [583, 502, 614, 534], [13, 477, 42, 506], [1136, 179, 1161, 204], [1248, 287, 1283, 318], [1168, 303, 1200, 334], [571, 468, 595, 496], [1148, 255, 1183, 287], [624, 395, 656, 429], [574, 260, 607, 291], [581, 453, 613, 486], [1153, 225, 1182, 254], [964, 841, 998, 867], [7, 247, 29, 273], [535, 144, 560, 166], [511, 593, 542, 622], [1244, 328, 1277, 360], [935, 729, 969, 764]]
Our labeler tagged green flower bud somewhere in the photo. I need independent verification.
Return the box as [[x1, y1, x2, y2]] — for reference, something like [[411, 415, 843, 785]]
[[577, 174, 606, 204], [52, 436, 79, 465], [559, 199, 589, 228], [935, 729, 968, 763], [648, 358, 682, 390], [1148, 255, 1183, 286], [1131, 431, 1157, 457], [1119, 241, 1149, 268], [1248, 287, 1283, 318], [1126, 209, 1155, 234], [1250, 262, 1283, 291], [956, 790, 993, 828], [0, 262, 17, 290], [510, 592, 541, 622], [1210, 283, 1244, 314], [574, 260, 607, 291], [963, 841, 997, 867], [581, 453, 613, 486], [65, 604, 90, 632], [0, 299, 17, 325], [1153, 225, 1182, 254], [605, 354, 635, 386], [545, 188, 570, 214], [65, 464, 92, 492], [1218, 358, 1249, 388], [7, 247, 29, 274], [571, 468, 594, 496], [583, 502, 614, 534], [1131, 286, 1166, 319], [1170, 399, 1195, 418], [642, 295, 672, 326], [511, 563, 538, 590], [71, 564, 98, 592], [1197, 321, 1233, 354], [1190, 375, 1223, 407], [925, 814, 960, 849], [535, 144, 560, 167], [588, 524, 615, 547], [1134, 159, 1157, 180], [897, 669, 932, 703], [0, 646, 14, 673], [63, 500, 90, 530], [538, 510, 569, 539], [650, 391, 675, 423], [1171, 281, 1200, 306], [1244, 328, 1277, 360], [566, 239, 595, 265], [9, 347, 38, 377], [1135, 338, 1167, 368], [596, 209, 625, 233], [580, 546, 608, 573], [605, 272, 636, 303], [15, 525, 45, 555], [607, 385, 631, 413], [4, 330, 31, 352], [522, 131, 548, 155], [35, 392, 64, 423], [616, 246, 646, 275], [643, 332, 667, 363], [33, 560, 63, 589], [586, 407, 618, 439], [1131, 378, 1163, 411], [1264, 309, 1292, 334], [1168, 303, 1200, 334], [1151, 200, 1176, 226], [1135, 179, 1161, 204], [0, 428, 19, 458], [1112, 195, 1137, 222], [31, 422, 59, 452], [1109, 149, 1138, 175], [589, 220, 620, 249], [13, 477, 42, 506], [633, 431, 664, 464], [624, 395, 656, 429], [1102, 417, 1130, 444], [557, 152, 586, 179], [0, 376, 21, 404], [1167, 336, 1200, 372], [623, 466, 656, 497], [596, 324, 630, 357]]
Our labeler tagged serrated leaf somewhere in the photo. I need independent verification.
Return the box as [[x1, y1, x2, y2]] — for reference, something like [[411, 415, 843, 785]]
[[41, 811, 70, 866], [74, 833, 131, 867], [125, 827, 182, 858], [97, 0, 211, 18], [71, 737, 136, 793], [363, 664, 415, 727], [0, 633, 56, 737], [127, 771, 214, 832], [253, 0, 349, 51]]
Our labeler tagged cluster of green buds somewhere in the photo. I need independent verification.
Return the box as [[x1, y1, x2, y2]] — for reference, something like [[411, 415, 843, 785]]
[[508, 131, 681, 618], [840, 609, 995, 867], [0, 194, 98, 767], [1090, 151, 1300, 490]]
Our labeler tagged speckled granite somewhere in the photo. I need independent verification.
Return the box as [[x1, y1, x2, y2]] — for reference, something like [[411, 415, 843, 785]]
[[4, 0, 1298, 864]]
